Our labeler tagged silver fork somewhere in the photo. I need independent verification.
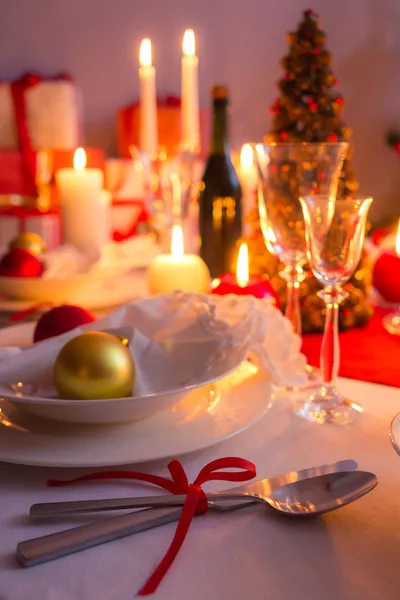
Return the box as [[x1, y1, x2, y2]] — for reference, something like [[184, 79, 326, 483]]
[[18, 459, 357, 567]]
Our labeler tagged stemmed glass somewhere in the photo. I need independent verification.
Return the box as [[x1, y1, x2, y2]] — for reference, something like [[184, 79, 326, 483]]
[[295, 196, 373, 425], [382, 227, 400, 336], [255, 143, 348, 337], [129, 145, 199, 249]]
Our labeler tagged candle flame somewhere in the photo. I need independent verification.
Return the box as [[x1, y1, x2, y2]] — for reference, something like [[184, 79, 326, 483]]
[[236, 243, 249, 287], [183, 29, 195, 56], [74, 147, 86, 170], [140, 38, 152, 67], [240, 144, 253, 170], [171, 224, 184, 258], [396, 218, 400, 257]]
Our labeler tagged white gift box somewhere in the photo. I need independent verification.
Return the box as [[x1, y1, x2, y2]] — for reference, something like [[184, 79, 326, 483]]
[[0, 209, 60, 253], [0, 74, 81, 150]]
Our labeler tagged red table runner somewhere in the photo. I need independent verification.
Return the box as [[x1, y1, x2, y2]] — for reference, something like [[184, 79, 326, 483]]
[[302, 307, 400, 388]]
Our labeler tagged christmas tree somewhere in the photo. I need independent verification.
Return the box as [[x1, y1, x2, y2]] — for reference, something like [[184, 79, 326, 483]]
[[245, 9, 372, 332], [267, 8, 358, 197]]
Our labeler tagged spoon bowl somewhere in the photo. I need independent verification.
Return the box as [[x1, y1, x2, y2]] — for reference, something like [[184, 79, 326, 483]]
[[266, 471, 377, 516]]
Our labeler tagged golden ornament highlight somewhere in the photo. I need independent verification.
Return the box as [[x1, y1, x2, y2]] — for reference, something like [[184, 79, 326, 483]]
[[9, 232, 47, 256], [53, 332, 135, 400]]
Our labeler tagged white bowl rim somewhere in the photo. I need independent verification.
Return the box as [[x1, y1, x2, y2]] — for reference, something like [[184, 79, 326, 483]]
[[1, 348, 248, 407]]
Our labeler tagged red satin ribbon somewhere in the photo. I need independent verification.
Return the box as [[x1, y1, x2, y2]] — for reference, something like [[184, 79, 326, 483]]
[[48, 457, 256, 595], [9, 72, 72, 195]]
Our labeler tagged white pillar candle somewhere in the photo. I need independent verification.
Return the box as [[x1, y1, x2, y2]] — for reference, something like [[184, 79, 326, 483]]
[[139, 38, 158, 158], [148, 224, 210, 294], [56, 148, 111, 252], [181, 29, 200, 152], [239, 144, 257, 236]]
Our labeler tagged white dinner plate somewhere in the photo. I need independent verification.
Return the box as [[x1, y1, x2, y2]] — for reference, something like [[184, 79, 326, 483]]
[[0, 362, 272, 467]]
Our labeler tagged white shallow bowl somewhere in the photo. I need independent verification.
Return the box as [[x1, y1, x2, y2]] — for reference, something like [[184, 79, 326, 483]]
[[0, 320, 247, 425]]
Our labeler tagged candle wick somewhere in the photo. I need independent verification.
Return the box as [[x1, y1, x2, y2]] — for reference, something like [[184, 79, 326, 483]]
[[237, 278, 248, 288]]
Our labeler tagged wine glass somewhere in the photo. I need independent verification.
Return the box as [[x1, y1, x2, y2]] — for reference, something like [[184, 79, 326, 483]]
[[382, 225, 400, 335], [295, 196, 373, 425], [255, 142, 348, 337]]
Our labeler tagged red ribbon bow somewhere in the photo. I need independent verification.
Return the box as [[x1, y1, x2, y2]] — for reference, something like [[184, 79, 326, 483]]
[[48, 457, 256, 595]]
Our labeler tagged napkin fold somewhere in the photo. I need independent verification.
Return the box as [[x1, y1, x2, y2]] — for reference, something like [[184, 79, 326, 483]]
[[0, 292, 306, 395]]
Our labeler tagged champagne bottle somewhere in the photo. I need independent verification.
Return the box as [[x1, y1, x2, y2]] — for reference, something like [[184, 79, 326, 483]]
[[199, 86, 242, 277]]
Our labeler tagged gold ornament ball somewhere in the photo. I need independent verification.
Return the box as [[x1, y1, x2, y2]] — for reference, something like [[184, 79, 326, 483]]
[[53, 331, 135, 400], [9, 232, 47, 256]]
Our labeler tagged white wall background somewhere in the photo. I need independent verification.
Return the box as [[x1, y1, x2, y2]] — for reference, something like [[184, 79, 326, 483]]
[[1, 0, 400, 223]]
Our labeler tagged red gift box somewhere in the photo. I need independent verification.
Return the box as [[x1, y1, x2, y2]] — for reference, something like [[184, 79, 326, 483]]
[[117, 96, 210, 158], [0, 147, 106, 199]]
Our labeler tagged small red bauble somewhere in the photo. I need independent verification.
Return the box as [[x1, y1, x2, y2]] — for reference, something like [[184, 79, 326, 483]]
[[33, 305, 96, 343], [373, 252, 400, 303], [0, 248, 44, 278]]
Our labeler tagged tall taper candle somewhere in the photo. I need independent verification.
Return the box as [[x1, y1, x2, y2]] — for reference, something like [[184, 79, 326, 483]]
[[181, 29, 200, 152], [139, 38, 158, 157]]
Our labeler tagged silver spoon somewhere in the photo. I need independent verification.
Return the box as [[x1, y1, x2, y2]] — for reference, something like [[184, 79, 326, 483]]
[[17, 470, 376, 568], [30, 458, 358, 518]]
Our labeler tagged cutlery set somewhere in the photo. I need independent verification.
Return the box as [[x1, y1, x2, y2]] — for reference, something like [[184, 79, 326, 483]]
[[17, 459, 377, 568]]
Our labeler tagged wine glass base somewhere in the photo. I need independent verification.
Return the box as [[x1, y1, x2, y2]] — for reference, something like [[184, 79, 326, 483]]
[[293, 386, 363, 425], [383, 312, 400, 336]]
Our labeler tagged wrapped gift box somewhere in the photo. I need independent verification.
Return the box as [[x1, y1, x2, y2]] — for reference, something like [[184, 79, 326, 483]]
[[117, 97, 210, 158], [0, 150, 36, 196], [0, 147, 105, 199], [0, 72, 82, 196], [0, 198, 148, 251], [0, 73, 81, 150], [0, 207, 60, 251]]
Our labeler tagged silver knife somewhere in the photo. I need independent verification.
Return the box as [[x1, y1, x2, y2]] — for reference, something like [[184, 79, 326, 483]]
[[30, 458, 357, 518], [17, 459, 357, 568]]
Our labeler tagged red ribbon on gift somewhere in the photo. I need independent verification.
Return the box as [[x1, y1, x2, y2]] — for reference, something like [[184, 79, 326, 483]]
[[48, 457, 256, 595], [10, 72, 73, 196]]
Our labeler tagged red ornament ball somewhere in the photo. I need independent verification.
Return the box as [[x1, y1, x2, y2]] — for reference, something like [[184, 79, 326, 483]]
[[372, 252, 400, 303], [33, 305, 96, 343], [0, 248, 44, 278]]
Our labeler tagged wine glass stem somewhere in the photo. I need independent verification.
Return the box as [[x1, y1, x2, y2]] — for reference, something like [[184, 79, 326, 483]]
[[320, 291, 341, 387], [285, 280, 302, 336]]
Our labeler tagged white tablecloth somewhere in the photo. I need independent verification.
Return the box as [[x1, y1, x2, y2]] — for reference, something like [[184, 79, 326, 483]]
[[1, 377, 400, 600]]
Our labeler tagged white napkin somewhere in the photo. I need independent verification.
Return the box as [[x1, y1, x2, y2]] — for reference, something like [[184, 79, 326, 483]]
[[0, 292, 306, 396], [43, 235, 160, 279]]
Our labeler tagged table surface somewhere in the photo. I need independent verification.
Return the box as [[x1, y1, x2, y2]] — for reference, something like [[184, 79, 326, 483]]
[[1, 377, 400, 600]]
